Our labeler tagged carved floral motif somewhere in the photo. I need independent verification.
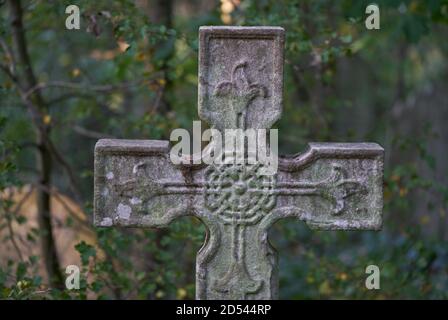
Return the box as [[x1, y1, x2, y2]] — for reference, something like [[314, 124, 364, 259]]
[[214, 61, 267, 129]]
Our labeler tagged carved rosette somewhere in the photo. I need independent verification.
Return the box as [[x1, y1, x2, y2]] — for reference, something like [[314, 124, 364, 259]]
[[204, 162, 276, 225]]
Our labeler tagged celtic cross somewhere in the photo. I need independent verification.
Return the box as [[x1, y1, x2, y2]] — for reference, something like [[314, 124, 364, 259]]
[[94, 26, 384, 300]]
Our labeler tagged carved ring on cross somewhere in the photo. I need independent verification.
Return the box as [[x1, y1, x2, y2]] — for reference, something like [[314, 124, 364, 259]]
[[204, 162, 276, 225]]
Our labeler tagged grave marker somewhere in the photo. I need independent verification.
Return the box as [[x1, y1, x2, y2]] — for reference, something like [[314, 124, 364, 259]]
[[94, 26, 383, 300]]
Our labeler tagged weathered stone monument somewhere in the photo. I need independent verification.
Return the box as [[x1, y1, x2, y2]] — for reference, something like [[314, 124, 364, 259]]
[[94, 26, 383, 300]]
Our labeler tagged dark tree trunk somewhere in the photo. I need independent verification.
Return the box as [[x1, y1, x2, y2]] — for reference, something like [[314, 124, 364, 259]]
[[8, 0, 63, 287], [141, 0, 175, 115]]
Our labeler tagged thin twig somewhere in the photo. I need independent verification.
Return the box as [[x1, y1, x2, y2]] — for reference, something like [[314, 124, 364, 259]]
[[47, 92, 95, 106], [72, 125, 115, 140], [0, 63, 18, 83], [33, 183, 92, 234], [2, 187, 35, 262], [44, 138, 83, 203], [24, 77, 161, 99], [0, 36, 16, 75]]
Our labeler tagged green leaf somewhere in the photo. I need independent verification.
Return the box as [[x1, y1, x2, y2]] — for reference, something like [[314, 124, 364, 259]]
[[75, 241, 97, 266], [340, 34, 352, 44], [16, 262, 27, 280]]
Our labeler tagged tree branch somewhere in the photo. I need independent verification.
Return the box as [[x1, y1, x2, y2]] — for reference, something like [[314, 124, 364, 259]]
[[0, 36, 16, 76], [72, 125, 115, 140], [24, 77, 161, 99]]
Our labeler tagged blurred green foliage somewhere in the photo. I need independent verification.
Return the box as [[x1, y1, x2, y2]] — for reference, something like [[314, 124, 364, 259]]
[[0, 0, 447, 299]]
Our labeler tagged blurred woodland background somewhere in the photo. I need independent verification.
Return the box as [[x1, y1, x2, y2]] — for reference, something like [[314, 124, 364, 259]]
[[0, 0, 447, 299]]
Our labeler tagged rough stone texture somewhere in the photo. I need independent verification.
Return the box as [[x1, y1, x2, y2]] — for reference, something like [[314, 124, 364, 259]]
[[94, 26, 384, 300]]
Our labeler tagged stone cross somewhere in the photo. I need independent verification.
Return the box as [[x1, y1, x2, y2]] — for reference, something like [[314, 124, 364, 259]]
[[94, 26, 383, 300]]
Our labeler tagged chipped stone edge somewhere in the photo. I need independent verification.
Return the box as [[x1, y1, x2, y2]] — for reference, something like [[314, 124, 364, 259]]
[[95, 139, 170, 156], [279, 142, 384, 171], [93, 139, 170, 227], [198, 26, 285, 129]]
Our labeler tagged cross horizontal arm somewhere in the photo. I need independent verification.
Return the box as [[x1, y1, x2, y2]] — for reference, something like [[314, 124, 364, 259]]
[[94, 139, 206, 228], [270, 142, 384, 231]]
